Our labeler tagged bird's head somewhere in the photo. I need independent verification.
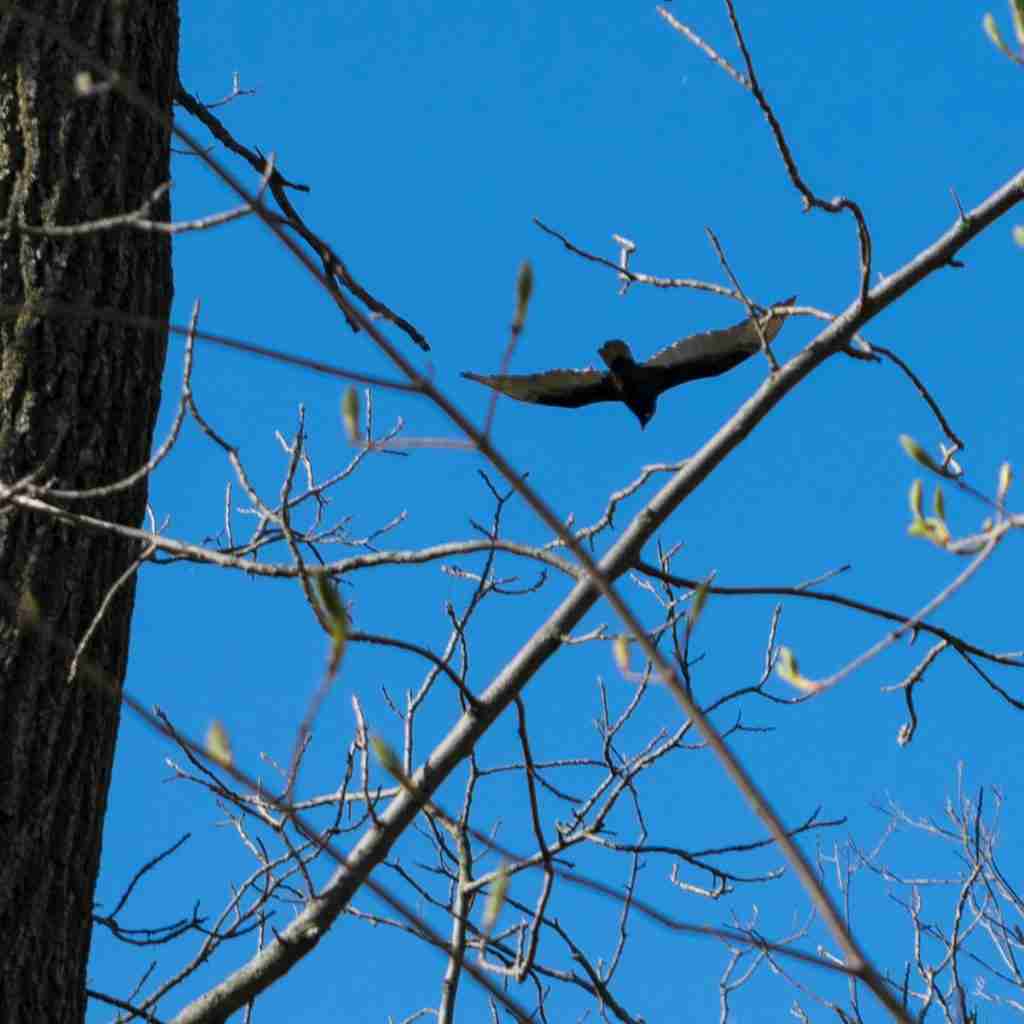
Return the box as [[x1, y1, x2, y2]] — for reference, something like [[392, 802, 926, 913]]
[[598, 339, 636, 371]]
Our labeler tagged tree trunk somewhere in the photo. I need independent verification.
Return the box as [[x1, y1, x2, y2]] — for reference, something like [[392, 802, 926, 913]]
[[0, 4, 178, 1021]]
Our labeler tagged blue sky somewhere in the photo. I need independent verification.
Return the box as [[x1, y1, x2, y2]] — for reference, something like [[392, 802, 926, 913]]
[[88, 3, 1022, 1021]]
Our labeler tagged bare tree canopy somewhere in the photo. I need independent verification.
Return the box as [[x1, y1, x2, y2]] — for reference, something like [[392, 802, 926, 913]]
[[1, 4, 1022, 1024]]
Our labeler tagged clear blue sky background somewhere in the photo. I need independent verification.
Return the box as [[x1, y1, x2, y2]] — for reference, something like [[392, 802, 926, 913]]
[[88, 2, 1022, 1021]]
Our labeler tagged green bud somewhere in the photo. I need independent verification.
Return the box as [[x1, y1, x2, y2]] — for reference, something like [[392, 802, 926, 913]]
[[316, 576, 347, 630], [984, 12, 1010, 52], [776, 646, 799, 680], [908, 517, 950, 548], [932, 485, 946, 522], [899, 435, 945, 476], [1012, 0, 1024, 44], [316, 576, 348, 676], [206, 719, 234, 767], [612, 634, 631, 675], [341, 387, 361, 442], [370, 736, 402, 778], [909, 478, 924, 520], [317, 578, 341, 619], [775, 646, 819, 692], [513, 261, 534, 330], [997, 462, 1013, 504], [482, 863, 510, 934], [689, 579, 710, 628]]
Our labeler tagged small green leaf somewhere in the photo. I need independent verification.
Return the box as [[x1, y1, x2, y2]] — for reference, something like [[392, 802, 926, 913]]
[[612, 634, 631, 675], [370, 735, 403, 778], [984, 12, 1011, 52], [688, 579, 710, 628], [899, 435, 946, 476], [927, 519, 951, 547], [1011, 0, 1024, 45], [206, 720, 234, 767], [776, 646, 820, 693], [777, 646, 798, 678], [316, 576, 349, 676], [316, 575, 344, 622], [932, 485, 946, 522], [908, 517, 950, 548], [513, 260, 534, 331], [482, 863, 510, 934], [341, 388, 361, 442], [997, 462, 1013, 504], [909, 478, 924, 520]]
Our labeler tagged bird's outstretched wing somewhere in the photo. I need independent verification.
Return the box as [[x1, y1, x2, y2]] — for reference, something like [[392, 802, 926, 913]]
[[460, 368, 619, 409], [639, 296, 796, 393]]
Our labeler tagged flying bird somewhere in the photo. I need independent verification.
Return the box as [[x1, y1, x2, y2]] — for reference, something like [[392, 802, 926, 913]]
[[462, 296, 796, 428]]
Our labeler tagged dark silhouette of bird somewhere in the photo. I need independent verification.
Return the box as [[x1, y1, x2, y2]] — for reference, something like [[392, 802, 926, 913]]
[[462, 296, 796, 428]]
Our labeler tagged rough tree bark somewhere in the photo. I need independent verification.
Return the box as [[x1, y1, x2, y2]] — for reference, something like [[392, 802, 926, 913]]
[[0, 4, 178, 1021]]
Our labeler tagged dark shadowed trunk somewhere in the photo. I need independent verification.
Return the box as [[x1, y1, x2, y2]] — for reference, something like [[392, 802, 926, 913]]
[[0, 4, 178, 1021]]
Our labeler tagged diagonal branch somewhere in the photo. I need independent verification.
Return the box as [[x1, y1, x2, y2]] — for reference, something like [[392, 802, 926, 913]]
[[175, 83, 431, 352]]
